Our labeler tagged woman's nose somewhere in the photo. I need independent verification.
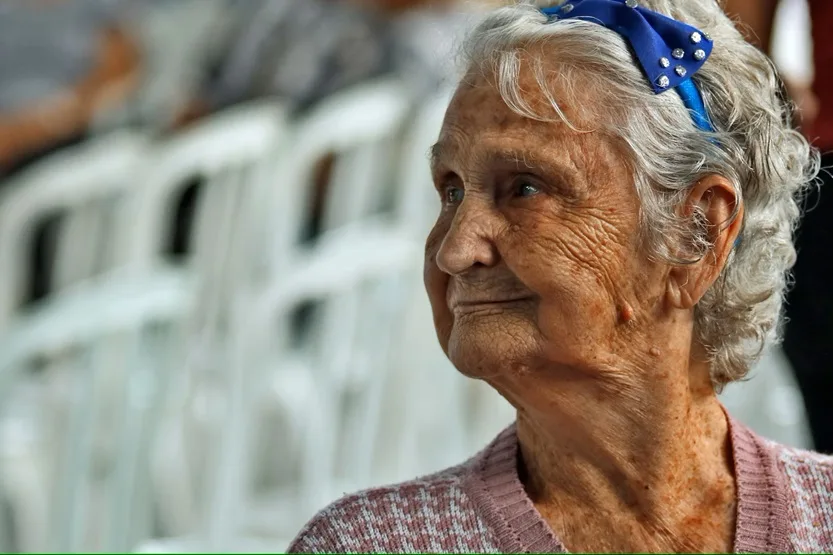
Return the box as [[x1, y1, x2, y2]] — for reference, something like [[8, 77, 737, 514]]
[[435, 200, 500, 275]]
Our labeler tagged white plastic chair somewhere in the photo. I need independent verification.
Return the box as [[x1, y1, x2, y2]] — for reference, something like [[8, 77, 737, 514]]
[[245, 79, 412, 278], [110, 99, 289, 546], [0, 132, 150, 552], [197, 80, 414, 550], [0, 131, 150, 331], [393, 88, 449, 236], [233, 220, 423, 547], [0, 100, 287, 552]]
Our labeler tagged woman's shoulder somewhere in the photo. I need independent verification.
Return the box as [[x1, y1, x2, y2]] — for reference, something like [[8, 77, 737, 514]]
[[763, 439, 833, 550], [285, 461, 498, 554], [767, 438, 833, 485]]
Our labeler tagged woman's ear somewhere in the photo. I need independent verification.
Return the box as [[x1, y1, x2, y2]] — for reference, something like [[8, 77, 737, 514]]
[[667, 175, 743, 310]]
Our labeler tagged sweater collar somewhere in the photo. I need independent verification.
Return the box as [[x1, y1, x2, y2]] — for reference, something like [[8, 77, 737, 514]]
[[727, 413, 792, 553], [462, 412, 791, 553]]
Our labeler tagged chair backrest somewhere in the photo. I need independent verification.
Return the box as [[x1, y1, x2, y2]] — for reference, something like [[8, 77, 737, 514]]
[[204, 219, 423, 549], [394, 88, 452, 236], [0, 131, 149, 331], [0, 101, 286, 553], [117, 100, 287, 332], [202, 82, 413, 549], [97, 101, 288, 551], [252, 79, 412, 280], [120, 100, 286, 267], [315, 84, 412, 233]]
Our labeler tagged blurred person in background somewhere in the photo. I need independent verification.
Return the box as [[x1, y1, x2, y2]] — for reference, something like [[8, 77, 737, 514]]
[[0, 0, 140, 301], [725, 0, 833, 454], [172, 0, 488, 249], [288, 0, 833, 552], [0, 0, 140, 177], [179, 0, 482, 122]]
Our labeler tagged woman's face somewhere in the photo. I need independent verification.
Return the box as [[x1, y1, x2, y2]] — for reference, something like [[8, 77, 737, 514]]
[[424, 71, 668, 385]]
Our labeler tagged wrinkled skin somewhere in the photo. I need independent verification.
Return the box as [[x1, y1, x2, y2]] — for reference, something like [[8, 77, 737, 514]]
[[425, 84, 654, 383], [424, 67, 743, 553]]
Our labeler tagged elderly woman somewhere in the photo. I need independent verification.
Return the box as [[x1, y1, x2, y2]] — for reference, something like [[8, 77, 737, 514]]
[[288, 0, 831, 552]]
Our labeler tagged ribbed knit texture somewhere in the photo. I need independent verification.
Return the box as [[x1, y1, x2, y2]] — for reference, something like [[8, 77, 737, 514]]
[[287, 415, 833, 553]]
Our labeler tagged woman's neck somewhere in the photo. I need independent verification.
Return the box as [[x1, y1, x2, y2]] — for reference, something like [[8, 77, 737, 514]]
[[512, 356, 737, 552]]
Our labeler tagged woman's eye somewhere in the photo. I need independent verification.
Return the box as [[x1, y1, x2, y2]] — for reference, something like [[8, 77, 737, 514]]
[[516, 181, 541, 198], [445, 186, 464, 205]]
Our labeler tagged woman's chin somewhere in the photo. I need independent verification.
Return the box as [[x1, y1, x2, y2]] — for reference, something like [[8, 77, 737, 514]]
[[445, 316, 541, 380]]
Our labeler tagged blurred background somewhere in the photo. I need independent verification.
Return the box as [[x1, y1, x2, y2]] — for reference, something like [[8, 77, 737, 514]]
[[0, 0, 819, 552]]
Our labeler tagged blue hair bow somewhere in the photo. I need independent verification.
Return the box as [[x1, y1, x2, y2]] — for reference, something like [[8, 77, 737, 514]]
[[540, 0, 715, 133]]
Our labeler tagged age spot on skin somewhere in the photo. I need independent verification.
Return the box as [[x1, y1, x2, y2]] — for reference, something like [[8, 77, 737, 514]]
[[619, 303, 634, 324]]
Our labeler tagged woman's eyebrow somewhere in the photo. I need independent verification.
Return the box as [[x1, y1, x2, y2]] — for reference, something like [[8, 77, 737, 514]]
[[486, 147, 589, 199], [429, 142, 445, 175], [429, 143, 583, 189], [484, 148, 578, 180]]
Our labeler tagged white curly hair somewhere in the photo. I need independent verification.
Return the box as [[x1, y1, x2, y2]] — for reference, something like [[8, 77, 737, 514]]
[[458, 0, 820, 386]]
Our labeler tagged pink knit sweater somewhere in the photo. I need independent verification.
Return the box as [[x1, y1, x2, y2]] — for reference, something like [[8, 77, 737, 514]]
[[287, 416, 833, 553]]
